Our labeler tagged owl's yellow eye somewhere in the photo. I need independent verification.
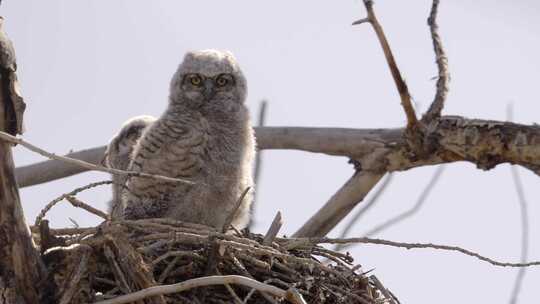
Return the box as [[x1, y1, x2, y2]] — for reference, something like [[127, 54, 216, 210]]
[[216, 75, 229, 87], [189, 75, 202, 86]]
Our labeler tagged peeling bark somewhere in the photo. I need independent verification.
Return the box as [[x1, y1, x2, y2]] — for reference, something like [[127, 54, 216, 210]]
[[0, 18, 45, 304]]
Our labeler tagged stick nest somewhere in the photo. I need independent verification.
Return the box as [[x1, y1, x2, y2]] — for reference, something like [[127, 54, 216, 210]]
[[34, 219, 392, 304]]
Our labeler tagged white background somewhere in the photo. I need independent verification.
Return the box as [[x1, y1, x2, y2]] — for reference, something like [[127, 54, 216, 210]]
[[4, 1, 540, 303]]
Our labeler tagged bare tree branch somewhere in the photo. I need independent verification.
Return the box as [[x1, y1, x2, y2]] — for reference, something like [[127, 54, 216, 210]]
[[335, 173, 393, 250], [16, 145, 106, 187], [249, 100, 268, 229], [16, 116, 540, 189], [507, 104, 529, 304], [422, 0, 450, 122], [508, 166, 529, 304], [34, 180, 113, 226], [65, 195, 110, 221], [92, 275, 307, 304], [353, 0, 418, 128], [222, 187, 251, 233], [254, 100, 268, 188], [286, 237, 540, 268]]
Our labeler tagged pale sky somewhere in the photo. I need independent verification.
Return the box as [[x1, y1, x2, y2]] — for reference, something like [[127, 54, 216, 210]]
[[4, 1, 540, 303]]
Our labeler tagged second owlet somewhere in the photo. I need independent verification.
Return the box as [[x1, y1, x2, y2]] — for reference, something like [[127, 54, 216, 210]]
[[122, 50, 255, 230], [104, 115, 156, 218]]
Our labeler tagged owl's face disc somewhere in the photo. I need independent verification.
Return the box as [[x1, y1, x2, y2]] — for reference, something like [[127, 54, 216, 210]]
[[169, 50, 247, 113]]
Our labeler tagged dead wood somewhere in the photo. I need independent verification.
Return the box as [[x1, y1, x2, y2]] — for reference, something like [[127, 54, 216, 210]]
[[33, 219, 387, 304], [0, 17, 46, 304]]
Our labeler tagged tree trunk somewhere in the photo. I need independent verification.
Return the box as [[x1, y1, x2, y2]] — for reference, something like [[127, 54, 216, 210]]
[[0, 17, 45, 304]]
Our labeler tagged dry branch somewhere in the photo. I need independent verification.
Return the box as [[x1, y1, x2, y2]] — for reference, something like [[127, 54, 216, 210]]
[[222, 187, 251, 233], [250, 100, 268, 229], [17, 116, 540, 188], [35, 180, 113, 226], [65, 196, 110, 221], [32, 216, 540, 303], [0, 17, 46, 304], [16, 145, 106, 187], [253, 100, 268, 189], [14, 117, 540, 238], [353, 0, 417, 128], [263, 211, 283, 246], [288, 237, 540, 268], [423, 0, 450, 122], [509, 166, 529, 303], [36, 219, 383, 303], [93, 275, 305, 304]]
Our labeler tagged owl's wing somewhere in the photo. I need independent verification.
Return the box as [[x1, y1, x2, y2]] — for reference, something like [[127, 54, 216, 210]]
[[105, 115, 156, 217]]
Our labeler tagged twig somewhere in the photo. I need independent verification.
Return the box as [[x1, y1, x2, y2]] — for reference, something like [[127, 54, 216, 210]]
[[336, 173, 393, 250], [509, 166, 529, 304], [228, 252, 279, 304], [363, 165, 445, 238], [65, 196, 110, 221], [287, 237, 540, 268], [16, 145, 107, 188], [263, 211, 283, 246], [422, 0, 450, 122], [0, 130, 193, 185], [31, 226, 96, 236], [293, 171, 385, 237], [58, 245, 92, 304], [353, 0, 417, 128], [157, 256, 180, 283], [222, 187, 251, 233], [254, 100, 268, 191], [250, 100, 268, 229], [215, 269, 243, 304], [92, 275, 307, 304], [370, 275, 398, 304], [507, 104, 529, 304], [103, 245, 133, 295], [35, 180, 113, 226]]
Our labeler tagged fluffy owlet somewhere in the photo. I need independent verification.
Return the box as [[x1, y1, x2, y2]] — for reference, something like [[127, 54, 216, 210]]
[[122, 50, 255, 230], [104, 115, 156, 218]]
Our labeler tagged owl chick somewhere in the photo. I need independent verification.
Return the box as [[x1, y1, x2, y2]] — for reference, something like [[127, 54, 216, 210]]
[[104, 115, 156, 218], [123, 50, 255, 230]]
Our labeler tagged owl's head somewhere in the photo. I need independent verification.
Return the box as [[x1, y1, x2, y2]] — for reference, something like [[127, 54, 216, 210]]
[[169, 50, 247, 112]]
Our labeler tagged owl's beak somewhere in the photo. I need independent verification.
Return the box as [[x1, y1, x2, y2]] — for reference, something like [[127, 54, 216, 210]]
[[202, 80, 216, 100]]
